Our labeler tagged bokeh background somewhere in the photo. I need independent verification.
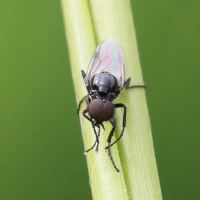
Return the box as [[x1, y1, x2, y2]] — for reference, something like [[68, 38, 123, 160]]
[[0, 1, 199, 200]]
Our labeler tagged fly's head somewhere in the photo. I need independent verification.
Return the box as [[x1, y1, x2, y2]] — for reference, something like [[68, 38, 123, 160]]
[[88, 99, 114, 122]]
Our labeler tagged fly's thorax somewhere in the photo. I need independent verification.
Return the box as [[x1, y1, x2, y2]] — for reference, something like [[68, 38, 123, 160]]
[[88, 98, 114, 121], [89, 73, 120, 100]]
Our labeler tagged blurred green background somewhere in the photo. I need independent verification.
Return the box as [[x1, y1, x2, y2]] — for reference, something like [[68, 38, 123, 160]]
[[0, 1, 199, 200]]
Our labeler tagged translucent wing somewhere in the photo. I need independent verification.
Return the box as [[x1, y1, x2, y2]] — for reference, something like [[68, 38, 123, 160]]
[[85, 38, 125, 89]]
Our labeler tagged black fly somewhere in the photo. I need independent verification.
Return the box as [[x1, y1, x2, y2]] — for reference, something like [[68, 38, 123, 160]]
[[77, 38, 146, 173]]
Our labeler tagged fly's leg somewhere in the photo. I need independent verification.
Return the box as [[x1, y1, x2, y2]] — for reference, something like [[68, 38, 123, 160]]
[[77, 95, 89, 114], [106, 117, 116, 147], [80, 92, 101, 153], [81, 96, 92, 122], [82, 108, 93, 123], [81, 70, 86, 78], [124, 77, 146, 89], [82, 109, 100, 153], [84, 124, 100, 154], [105, 103, 126, 149], [85, 95, 91, 106], [81, 70, 91, 94], [95, 125, 100, 151], [85, 127, 101, 153], [106, 117, 120, 173], [77, 70, 89, 113]]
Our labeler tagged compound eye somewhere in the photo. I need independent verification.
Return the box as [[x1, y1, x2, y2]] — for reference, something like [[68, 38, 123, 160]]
[[101, 101, 114, 121], [88, 99, 114, 121]]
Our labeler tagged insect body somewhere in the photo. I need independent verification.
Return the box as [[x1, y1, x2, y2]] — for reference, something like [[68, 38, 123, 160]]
[[78, 38, 145, 173]]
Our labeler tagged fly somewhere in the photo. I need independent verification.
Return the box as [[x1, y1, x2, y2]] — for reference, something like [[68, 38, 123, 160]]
[[77, 38, 146, 173]]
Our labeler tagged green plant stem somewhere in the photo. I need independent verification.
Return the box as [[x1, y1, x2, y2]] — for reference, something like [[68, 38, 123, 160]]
[[89, 0, 162, 199], [61, 0, 162, 199], [61, 0, 129, 200]]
